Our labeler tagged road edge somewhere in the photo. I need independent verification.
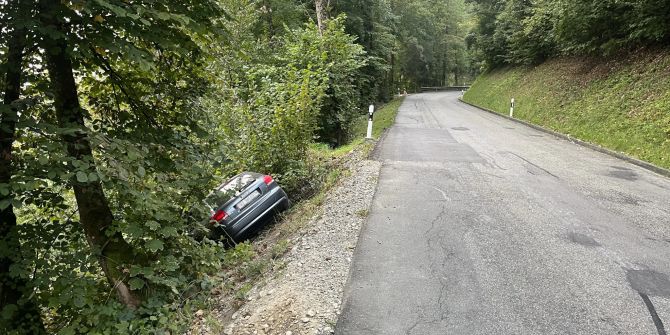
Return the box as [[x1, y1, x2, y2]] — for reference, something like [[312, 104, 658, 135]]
[[458, 98, 670, 179], [334, 160, 387, 335], [368, 127, 392, 161]]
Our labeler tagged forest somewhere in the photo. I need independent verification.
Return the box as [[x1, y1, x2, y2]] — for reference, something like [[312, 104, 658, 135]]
[[0, 0, 472, 333], [467, 0, 670, 67], [3, 0, 669, 333], [464, 0, 670, 170]]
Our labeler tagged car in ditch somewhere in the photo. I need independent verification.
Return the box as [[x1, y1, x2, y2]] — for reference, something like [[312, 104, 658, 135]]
[[201, 172, 290, 243]]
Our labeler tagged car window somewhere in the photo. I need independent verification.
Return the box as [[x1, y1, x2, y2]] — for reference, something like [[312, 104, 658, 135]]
[[204, 174, 256, 209], [219, 174, 256, 193]]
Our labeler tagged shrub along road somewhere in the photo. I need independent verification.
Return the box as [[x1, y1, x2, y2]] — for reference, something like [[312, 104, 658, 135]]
[[336, 92, 670, 334]]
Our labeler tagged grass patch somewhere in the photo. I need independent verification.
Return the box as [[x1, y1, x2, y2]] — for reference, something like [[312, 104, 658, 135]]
[[309, 97, 403, 159], [270, 239, 290, 259], [351, 97, 405, 141], [203, 314, 225, 334], [463, 49, 670, 169], [234, 283, 253, 301], [355, 209, 369, 218]]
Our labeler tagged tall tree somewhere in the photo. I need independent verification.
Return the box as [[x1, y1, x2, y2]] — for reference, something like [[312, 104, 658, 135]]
[[334, 0, 397, 101], [468, 0, 670, 68], [38, 0, 143, 308], [0, 0, 481, 331], [0, 0, 46, 332], [390, 0, 472, 88], [33, 0, 224, 310]]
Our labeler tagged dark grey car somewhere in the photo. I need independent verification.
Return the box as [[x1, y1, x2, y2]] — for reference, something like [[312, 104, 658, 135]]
[[203, 172, 289, 242]]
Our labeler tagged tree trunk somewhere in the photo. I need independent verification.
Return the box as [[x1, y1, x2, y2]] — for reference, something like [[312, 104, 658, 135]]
[[389, 53, 395, 97], [262, 0, 275, 38], [455, 68, 460, 86], [315, 0, 327, 34], [39, 0, 142, 309], [0, 0, 47, 332], [442, 56, 447, 87]]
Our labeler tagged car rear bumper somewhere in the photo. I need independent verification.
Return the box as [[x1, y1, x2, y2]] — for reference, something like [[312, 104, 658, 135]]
[[215, 186, 289, 241]]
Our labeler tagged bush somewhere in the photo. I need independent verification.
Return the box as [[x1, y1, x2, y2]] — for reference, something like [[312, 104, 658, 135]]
[[207, 17, 365, 194], [282, 17, 367, 146]]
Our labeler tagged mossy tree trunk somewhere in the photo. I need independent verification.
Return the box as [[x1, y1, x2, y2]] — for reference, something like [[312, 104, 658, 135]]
[[39, 0, 142, 309], [315, 0, 328, 34]]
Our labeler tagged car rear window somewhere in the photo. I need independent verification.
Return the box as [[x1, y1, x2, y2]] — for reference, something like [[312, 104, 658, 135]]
[[204, 173, 257, 209]]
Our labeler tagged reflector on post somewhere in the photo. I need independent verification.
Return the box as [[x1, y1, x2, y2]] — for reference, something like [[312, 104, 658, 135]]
[[366, 104, 375, 139]]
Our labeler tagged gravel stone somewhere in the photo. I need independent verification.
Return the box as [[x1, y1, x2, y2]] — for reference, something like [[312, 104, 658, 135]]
[[217, 150, 381, 335]]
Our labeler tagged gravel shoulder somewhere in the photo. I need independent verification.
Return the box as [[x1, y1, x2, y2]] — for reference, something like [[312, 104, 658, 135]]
[[205, 150, 382, 335]]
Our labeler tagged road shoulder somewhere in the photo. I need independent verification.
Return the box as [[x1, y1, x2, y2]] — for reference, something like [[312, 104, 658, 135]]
[[190, 148, 381, 335]]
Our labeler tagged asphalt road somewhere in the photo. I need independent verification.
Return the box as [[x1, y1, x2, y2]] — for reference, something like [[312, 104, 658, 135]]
[[336, 92, 670, 335]]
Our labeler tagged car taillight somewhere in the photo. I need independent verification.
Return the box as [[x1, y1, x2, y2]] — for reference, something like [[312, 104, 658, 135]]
[[263, 175, 274, 185], [210, 210, 227, 223]]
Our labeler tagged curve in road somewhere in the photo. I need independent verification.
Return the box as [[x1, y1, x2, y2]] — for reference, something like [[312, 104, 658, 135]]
[[336, 92, 670, 335]]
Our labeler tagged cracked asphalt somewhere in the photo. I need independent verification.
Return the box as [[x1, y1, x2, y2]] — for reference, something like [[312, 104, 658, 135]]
[[335, 92, 670, 335]]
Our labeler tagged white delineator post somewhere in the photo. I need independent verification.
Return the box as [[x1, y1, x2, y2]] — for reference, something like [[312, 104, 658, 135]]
[[366, 104, 375, 139], [510, 98, 515, 118]]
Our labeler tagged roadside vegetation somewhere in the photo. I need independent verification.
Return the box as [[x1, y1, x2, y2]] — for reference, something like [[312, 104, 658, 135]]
[[196, 102, 400, 330], [467, 0, 670, 68], [0, 0, 424, 333], [353, 98, 405, 140], [463, 50, 670, 169], [464, 0, 670, 169]]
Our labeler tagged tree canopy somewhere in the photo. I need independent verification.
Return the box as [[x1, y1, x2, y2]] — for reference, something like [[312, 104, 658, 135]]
[[467, 0, 670, 68], [1, 0, 474, 333]]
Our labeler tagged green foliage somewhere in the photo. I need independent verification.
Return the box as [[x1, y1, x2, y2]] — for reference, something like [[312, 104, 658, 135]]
[[212, 62, 326, 175], [463, 49, 670, 169], [223, 242, 256, 268], [284, 17, 367, 146], [2, 0, 229, 333], [1, 0, 471, 333], [334, 0, 396, 101], [468, 0, 670, 68], [350, 97, 405, 140], [205, 15, 366, 195], [391, 0, 475, 88]]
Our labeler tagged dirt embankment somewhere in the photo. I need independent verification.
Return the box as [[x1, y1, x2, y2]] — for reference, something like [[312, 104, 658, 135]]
[[190, 148, 382, 335]]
